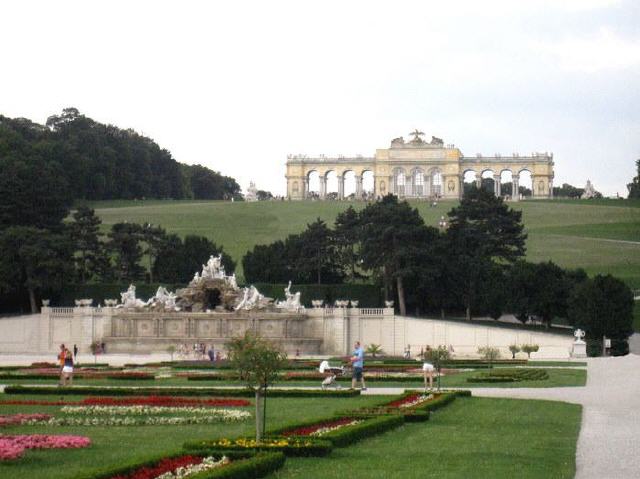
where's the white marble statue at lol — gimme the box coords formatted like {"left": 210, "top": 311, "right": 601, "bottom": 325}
{"left": 228, "top": 273, "right": 238, "bottom": 290}
{"left": 201, "top": 254, "right": 225, "bottom": 279}
{"left": 276, "top": 280, "right": 303, "bottom": 311}
{"left": 148, "top": 286, "right": 178, "bottom": 310}
{"left": 235, "top": 287, "right": 251, "bottom": 311}
{"left": 118, "top": 284, "right": 147, "bottom": 308}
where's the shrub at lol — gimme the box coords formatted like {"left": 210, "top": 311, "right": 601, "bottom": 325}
{"left": 521, "top": 344, "right": 539, "bottom": 358}
{"left": 508, "top": 344, "right": 520, "bottom": 359}
{"left": 477, "top": 347, "right": 500, "bottom": 367}
{"left": 365, "top": 344, "right": 383, "bottom": 358}
{"left": 467, "top": 368, "right": 548, "bottom": 383}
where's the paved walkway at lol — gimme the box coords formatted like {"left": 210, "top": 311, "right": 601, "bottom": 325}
{"left": 363, "top": 355, "right": 640, "bottom": 479}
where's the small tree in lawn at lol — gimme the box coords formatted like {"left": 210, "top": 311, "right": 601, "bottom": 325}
{"left": 521, "top": 344, "right": 539, "bottom": 359}
{"left": 366, "top": 344, "right": 383, "bottom": 358}
{"left": 478, "top": 346, "right": 501, "bottom": 369}
{"left": 508, "top": 344, "right": 520, "bottom": 360}
{"left": 226, "top": 331, "right": 287, "bottom": 441}
{"left": 425, "top": 346, "right": 450, "bottom": 391}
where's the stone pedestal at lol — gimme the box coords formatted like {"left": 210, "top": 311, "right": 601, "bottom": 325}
{"left": 572, "top": 341, "right": 587, "bottom": 358}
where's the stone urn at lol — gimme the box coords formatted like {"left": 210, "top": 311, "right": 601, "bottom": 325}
{"left": 41, "top": 299, "right": 50, "bottom": 307}
{"left": 350, "top": 300, "right": 359, "bottom": 308}
{"left": 385, "top": 300, "right": 394, "bottom": 308}
{"left": 311, "top": 300, "right": 324, "bottom": 308}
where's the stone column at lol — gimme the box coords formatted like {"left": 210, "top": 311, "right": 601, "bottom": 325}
{"left": 355, "top": 175, "right": 363, "bottom": 199}
{"left": 475, "top": 173, "right": 482, "bottom": 188}
{"left": 549, "top": 177, "right": 554, "bottom": 198}
{"left": 458, "top": 176, "right": 464, "bottom": 199}
{"left": 319, "top": 176, "right": 326, "bottom": 199}
{"left": 512, "top": 175, "right": 520, "bottom": 201}
{"left": 424, "top": 174, "right": 431, "bottom": 197}
{"left": 494, "top": 175, "right": 501, "bottom": 196}
{"left": 531, "top": 175, "right": 536, "bottom": 197}
{"left": 303, "top": 177, "right": 309, "bottom": 199}
{"left": 405, "top": 175, "right": 413, "bottom": 197}
{"left": 337, "top": 175, "right": 344, "bottom": 200}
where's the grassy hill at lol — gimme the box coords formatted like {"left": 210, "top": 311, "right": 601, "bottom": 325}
{"left": 87, "top": 198, "right": 640, "bottom": 289}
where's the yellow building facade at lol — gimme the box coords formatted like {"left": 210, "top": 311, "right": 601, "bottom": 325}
{"left": 286, "top": 131, "right": 554, "bottom": 201}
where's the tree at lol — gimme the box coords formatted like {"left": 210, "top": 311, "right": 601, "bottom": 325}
{"left": 446, "top": 184, "right": 526, "bottom": 319}
{"left": 225, "top": 332, "right": 287, "bottom": 441}
{"left": 295, "top": 219, "right": 342, "bottom": 284}
{"left": 68, "top": 206, "right": 105, "bottom": 283}
{"left": 508, "top": 261, "right": 580, "bottom": 327}
{"left": 334, "top": 206, "right": 362, "bottom": 281}
{"left": 477, "top": 346, "right": 500, "bottom": 368}
{"left": 242, "top": 241, "right": 289, "bottom": 284}
{"left": 568, "top": 275, "right": 634, "bottom": 351}
{"left": 521, "top": 344, "right": 539, "bottom": 359}
{"left": 627, "top": 159, "right": 640, "bottom": 199}
{"left": 508, "top": 344, "right": 520, "bottom": 359}
{"left": 107, "top": 223, "right": 145, "bottom": 281}
{"left": 256, "top": 190, "right": 273, "bottom": 201}
{"left": 141, "top": 224, "right": 167, "bottom": 283}
{"left": 359, "top": 195, "right": 438, "bottom": 316}
{"left": 425, "top": 346, "right": 450, "bottom": 391}
{"left": 0, "top": 226, "right": 73, "bottom": 313}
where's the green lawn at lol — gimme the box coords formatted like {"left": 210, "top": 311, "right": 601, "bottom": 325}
{"left": 270, "top": 397, "right": 582, "bottom": 479}
{"left": 0, "top": 367, "right": 586, "bottom": 388}
{"left": 88, "top": 199, "right": 640, "bottom": 287}
{"left": 0, "top": 394, "right": 387, "bottom": 479}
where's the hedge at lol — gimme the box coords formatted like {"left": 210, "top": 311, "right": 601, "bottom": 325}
{"left": 3, "top": 385, "right": 360, "bottom": 398}
{"left": 183, "top": 437, "right": 332, "bottom": 457}
{"left": 466, "top": 368, "right": 549, "bottom": 383}
{"left": 187, "top": 374, "right": 426, "bottom": 383}
{"left": 72, "top": 450, "right": 284, "bottom": 479}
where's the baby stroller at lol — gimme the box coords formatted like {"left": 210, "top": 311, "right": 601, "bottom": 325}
{"left": 319, "top": 360, "right": 345, "bottom": 389}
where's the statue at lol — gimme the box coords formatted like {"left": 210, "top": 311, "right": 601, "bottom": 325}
{"left": 574, "top": 329, "right": 586, "bottom": 344}
{"left": 234, "top": 287, "right": 251, "bottom": 311}
{"left": 202, "top": 254, "right": 225, "bottom": 279}
{"left": 391, "top": 136, "right": 405, "bottom": 146}
{"left": 276, "top": 280, "right": 303, "bottom": 311}
{"left": 409, "top": 129, "right": 426, "bottom": 144}
{"left": 118, "top": 284, "right": 147, "bottom": 308}
{"left": 228, "top": 273, "right": 238, "bottom": 289}
{"left": 148, "top": 286, "right": 178, "bottom": 310}
{"left": 430, "top": 136, "right": 444, "bottom": 146}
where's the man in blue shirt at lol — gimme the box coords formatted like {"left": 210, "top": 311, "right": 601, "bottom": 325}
{"left": 350, "top": 341, "right": 366, "bottom": 390}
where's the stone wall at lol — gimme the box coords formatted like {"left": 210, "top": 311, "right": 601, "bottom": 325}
{"left": 0, "top": 307, "right": 575, "bottom": 358}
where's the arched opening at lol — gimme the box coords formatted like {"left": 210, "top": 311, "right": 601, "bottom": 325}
{"left": 481, "top": 169, "right": 495, "bottom": 194}
{"left": 325, "top": 170, "right": 338, "bottom": 200}
{"left": 393, "top": 168, "right": 406, "bottom": 196}
{"left": 462, "top": 170, "right": 476, "bottom": 195}
{"left": 307, "top": 171, "right": 320, "bottom": 199}
{"left": 518, "top": 170, "right": 532, "bottom": 198}
{"left": 362, "top": 170, "right": 374, "bottom": 199}
{"left": 343, "top": 170, "right": 356, "bottom": 199}
{"left": 412, "top": 169, "right": 425, "bottom": 197}
{"left": 205, "top": 289, "right": 221, "bottom": 310}
{"left": 500, "top": 170, "right": 513, "bottom": 198}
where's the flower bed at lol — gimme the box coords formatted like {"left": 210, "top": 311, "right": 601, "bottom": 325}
{"left": 108, "top": 455, "right": 229, "bottom": 479}
{"left": 385, "top": 393, "right": 434, "bottom": 408}
{"left": 0, "top": 370, "right": 155, "bottom": 381}
{"left": 0, "top": 413, "right": 52, "bottom": 427}
{"left": 0, "top": 434, "right": 91, "bottom": 461}
{"left": 4, "top": 385, "right": 360, "bottom": 398}
{"left": 281, "top": 417, "right": 362, "bottom": 437}
{"left": 184, "top": 437, "right": 332, "bottom": 457}
{"left": 0, "top": 397, "right": 250, "bottom": 407}
{"left": 59, "top": 406, "right": 246, "bottom": 416}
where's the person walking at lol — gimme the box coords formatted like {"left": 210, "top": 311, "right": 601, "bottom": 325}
{"left": 350, "top": 341, "right": 366, "bottom": 391}
{"left": 73, "top": 344, "right": 78, "bottom": 362}
{"left": 57, "top": 344, "right": 66, "bottom": 386}
{"left": 62, "top": 347, "right": 74, "bottom": 386}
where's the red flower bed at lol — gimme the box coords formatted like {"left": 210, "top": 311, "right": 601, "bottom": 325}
{"left": 0, "top": 400, "right": 69, "bottom": 406}
{"left": 109, "top": 455, "right": 203, "bottom": 479}
{"left": 385, "top": 393, "right": 423, "bottom": 408}
{"left": 0, "top": 434, "right": 91, "bottom": 461}
{"left": 0, "top": 414, "right": 52, "bottom": 427}
{"left": 282, "top": 417, "right": 357, "bottom": 437}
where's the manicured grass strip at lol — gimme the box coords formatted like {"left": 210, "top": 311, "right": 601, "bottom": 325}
{"left": 467, "top": 368, "right": 549, "bottom": 383}
{"left": 270, "top": 397, "right": 582, "bottom": 479}
{"left": 3, "top": 385, "right": 360, "bottom": 398}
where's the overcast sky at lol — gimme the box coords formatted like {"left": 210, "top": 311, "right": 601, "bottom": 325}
{"left": 1, "top": 0, "right": 639, "bottom": 196}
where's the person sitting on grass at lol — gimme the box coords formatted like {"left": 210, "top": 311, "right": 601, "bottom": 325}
{"left": 350, "top": 341, "right": 367, "bottom": 391}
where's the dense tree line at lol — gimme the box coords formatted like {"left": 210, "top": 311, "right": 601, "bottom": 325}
{"left": 628, "top": 159, "right": 640, "bottom": 199}
{"left": 0, "top": 108, "right": 241, "bottom": 201}
{"left": 243, "top": 187, "right": 634, "bottom": 352}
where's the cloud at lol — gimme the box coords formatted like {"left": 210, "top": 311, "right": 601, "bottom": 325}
{"left": 532, "top": 27, "right": 640, "bottom": 72}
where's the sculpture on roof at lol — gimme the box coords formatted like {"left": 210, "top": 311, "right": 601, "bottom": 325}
{"left": 409, "top": 129, "right": 426, "bottom": 144}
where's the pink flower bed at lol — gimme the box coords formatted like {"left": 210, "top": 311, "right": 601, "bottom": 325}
{"left": 0, "top": 396, "right": 250, "bottom": 408}
{"left": 0, "top": 434, "right": 91, "bottom": 461}
{"left": 0, "top": 414, "right": 52, "bottom": 427}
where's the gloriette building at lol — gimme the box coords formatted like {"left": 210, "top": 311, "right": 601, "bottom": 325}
{"left": 286, "top": 130, "right": 554, "bottom": 200}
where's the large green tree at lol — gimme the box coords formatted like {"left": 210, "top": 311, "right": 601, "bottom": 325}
{"left": 568, "top": 275, "right": 634, "bottom": 346}
{"left": 0, "top": 227, "right": 73, "bottom": 313}
{"left": 446, "top": 184, "right": 526, "bottom": 319}
{"left": 68, "top": 206, "right": 106, "bottom": 283}
{"left": 627, "top": 159, "right": 640, "bottom": 199}
{"left": 107, "top": 223, "right": 145, "bottom": 281}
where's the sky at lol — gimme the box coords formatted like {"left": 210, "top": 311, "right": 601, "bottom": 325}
{"left": 1, "top": 0, "right": 639, "bottom": 197}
